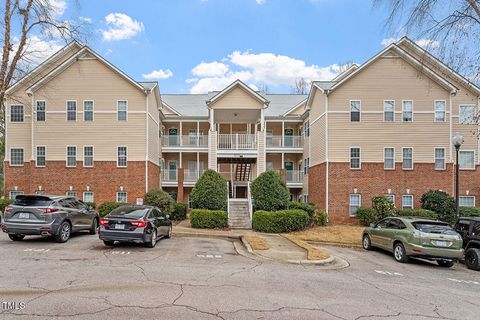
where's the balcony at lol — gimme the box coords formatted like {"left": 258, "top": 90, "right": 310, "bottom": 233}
{"left": 266, "top": 135, "right": 303, "bottom": 149}
{"left": 218, "top": 134, "right": 257, "bottom": 150}
{"left": 162, "top": 169, "right": 178, "bottom": 186}
{"left": 161, "top": 135, "right": 208, "bottom": 149}
{"left": 184, "top": 169, "right": 205, "bottom": 184}
{"left": 286, "top": 170, "right": 303, "bottom": 185}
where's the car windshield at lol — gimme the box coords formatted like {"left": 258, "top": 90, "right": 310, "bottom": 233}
{"left": 108, "top": 207, "right": 148, "bottom": 219}
{"left": 14, "top": 195, "right": 52, "bottom": 207}
{"left": 412, "top": 222, "right": 457, "bottom": 235}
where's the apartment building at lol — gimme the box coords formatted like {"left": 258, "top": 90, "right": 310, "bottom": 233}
{"left": 4, "top": 37, "right": 480, "bottom": 225}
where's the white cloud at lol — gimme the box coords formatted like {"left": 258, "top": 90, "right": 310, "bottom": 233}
{"left": 381, "top": 37, "right": 440, "bottom": 49}
{"left": 102, "top": 13, "right": 144, "bottom": 41}
{"left": 49, "top": 0, "right": 67, "bottom": 17}
{"left": 381, "top": 38, "right": 397, "bottom": 46}
{"left": 190, "top": 71, "right": 252, "bottom": 94}
{"left": 142, "top": 69, "right": 173, "bottom": 80}
{"left": 256, "top": 0, "right": 266, "bottom": 4}
{"left": 192, "top": 61, "right": 229, "bottom": 77}
{"left": 18, "top": 36, "right": 64, "bottom": 66}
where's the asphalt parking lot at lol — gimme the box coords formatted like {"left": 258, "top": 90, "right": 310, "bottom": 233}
{"left": 0, "top": 231, "right": 479, "bottom": 319}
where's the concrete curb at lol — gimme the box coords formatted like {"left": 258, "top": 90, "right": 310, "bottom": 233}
{"left": 307, "top": 240, "right": 363, "bottom": 249}
{"left": 287, "top": 255, "right": 335, "bottom": 265}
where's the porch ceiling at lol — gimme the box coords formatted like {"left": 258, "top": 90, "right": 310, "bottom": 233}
{"left": 217, "top": 157, "right": 257, "bottom": 164}
{"left": 214, "top": 109, "right": 260, "bottom": 123}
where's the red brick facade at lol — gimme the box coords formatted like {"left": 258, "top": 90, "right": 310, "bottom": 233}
{"left": 309, "top": 162, "right": 480, "bottom": 223}
{"left": 4, "top": 160, "right": 160, "bottom": 204}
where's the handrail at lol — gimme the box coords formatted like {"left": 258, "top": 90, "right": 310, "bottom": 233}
{"left": 218, "top": 134, "right": 257, "bottom": 150}
{"left": 227, "top": 181, "right": 231, "bottom": 219}
{"left": 247, "top": 181, "right": 253, "bottom": 222}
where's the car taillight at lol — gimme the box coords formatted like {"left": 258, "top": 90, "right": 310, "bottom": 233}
{"left": 131, "top": 220, "right": 147, "bottom": 228}
{"left": 41, "top": 208, "right": 59, "bottom": 214}
{"left": 99, "top": 218, "right": 110, "bottom": 227}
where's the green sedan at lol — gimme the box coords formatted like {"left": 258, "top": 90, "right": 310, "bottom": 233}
{"left": 362, "top": 217, "right": 464, "bottom": 267}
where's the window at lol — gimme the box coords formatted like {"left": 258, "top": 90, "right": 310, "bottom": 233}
{"left": 84, "top": 101, "right": 94, "bottom": 121}
{"left": 459, "top": 196, "right": 475, "bottom": 207}
{"left": 84, "top": 146, "right": 94, "bottom": 167}
{"left": 385, "top": 194, "right": 395, "bottom": 204}
{"left": 303, "top": 158, "right": 309, "bottom": 175}
{"left": 66, "top": 146, "right": 76, "bottom": 167}
{"left": 10, "top": 148, "right": 24, "bottom": 165}
{"left": 66, "top": 191, "right": 77, "bottom": 197}
{"left": 36, "top": 101, "right": 46, "bottom": 121}
{"left": 349, "top": 194, "right": 361, "bottom": 216}
{"left": 402, "top": 148, "right": 413, "bottom": 170}
{"left": 303, "top": 194, "right": 308, "bottom": 203}
{"left": 350, "top": 100, "right": 361, "bottom": 122}
{"left": 67, "top": 101, "right": 76, "bottom": 121}
{"left": 117, "top": 146, "right": 127, "bottom": 167}
{"left": 384, "top": 100, "right": 395, "bottom": 122}
{"left": 304, "top": 120, "right": 310, "bottom": 137}
{"left": 402, "top": 195, "right": 414, "bottom": 209}
{"left": 384, "top": 147, "right": 395, "bottom": 170}
{"left": 35, "top": 190, "right": 46, "bottom": 195}
{"left": 402, "top": 100, "right": 413, "bottom": 122}
{"left": 459, "top": 105, "right": 476, "bottom": 124}
{"left": 36, "top": 146, "right": 46, "bottom": 167}
{"left": 10, "top": 105, "right": 24, "bottom": 122}
{"left": 459, "top": 150, "right": 475, "bottom": 169}
{"left": 9, "top": 191, "right": 24, "bottom": 200}
{"left": 434, "top": 148, "right": 445, "bottom": 170}
{"left": 118, "top": 100, "right": 128, "bottom": 121}
{"left": 435, "top": 101, "right": 446, "bottom": 122}
{"left": 117, "top": 192, "right": 127, "bottom": 203}
{"left": 266, "top": 162, "right": 273, "bottom": 171}
{"left": 350, "top": 147, "right": 361, "bottom": 169}
{"left": 83, "top": 191, "right": 94, "bottom": 203}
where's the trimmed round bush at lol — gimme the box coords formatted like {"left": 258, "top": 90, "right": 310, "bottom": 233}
{"left": 315, "top": 209, "right": 328, "bottom": 226}
{"left": 98, "top": 202, "right": 127, "bottom": 217}
{"left": 190, "top": 209, "right": 228, "bottom": 229}
{"left": 356, "top": 207, "right": 379, "bottom": 226}
{"left": 252, "top": 209, "right": 309, "bottom": 233}
{"left": 85, "top": 202, "right": 96, "bottom": 209}
{"left": 459, "top": 207, "right": 480, "bottom": 217}
{"left": 143, "top": 189, "right": 174, "bottom": 213}
{"left": 190, "top": 170, "right": 228, "bottom": 210}
{"left": 252, "top": 171, "right": 290, "bottom": 211}
{"left": 372, "top": 196, "right": 395, "bottom": 220}
{"left": 395, "top": 208, "right": 437, "bottom": 219}
{"left": 421, "top": 190, "right": 456, "bottom": 223}
{"left": 172, "top": 203, "right": 187, "bottom": 221}
{"left": 289, "top": 201, "right": 316, "bottom": 225}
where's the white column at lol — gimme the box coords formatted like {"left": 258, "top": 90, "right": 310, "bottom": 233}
{"left": 209, "top": 108, "right": 214, "bottom": 131}
{"left": 281, "top": 153, "right": 284, "bottom": 169}
{"left": 197, "top": 121, "right": 200, "bottom": 146}
{"left": 179, "top": 152, "right": 183, "bottom": 168}
{"left": 179, "top": 121, "right": 183, "bottom": 146}
{"left": 281, "top": 121, "right": 285, "bottom": 148}
{"left": 260, "top": 106, "right": 265, "bottom": 131}
{"left": 197, "top": 152, "right": 200, "bottom": 178}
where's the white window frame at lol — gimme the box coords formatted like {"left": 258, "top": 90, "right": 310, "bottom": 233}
{"left": 385, "top": 194, "right": 395, "bottom": 205}
{"left": 83, "top": 191, "right": 94, "bottom": 203}
{"left": 10, "top": 148, "right": 24, "bottom": 166}
{"left": 384, "top": 147, "right": 395, "bottom": 170}
{"left": 117, "top": 146, "right": 128, "bottom": 167}
{"left": 402, "top": 100, "right": 413, "bottom": 122}
{"left": 116, "top": 191, "right": 128, "bottom": 203}
{"left": 117, "top": 100, "right": 128, "bottom": 121}
{"left": 350, "top": 100, "right": 361, "bottom": 122}
{"left": 459, "top": 104, "right": 476, "bottom": 124}
{"left": 349, "top": 147, "right": 361, "bottom": 170}
{"left": 36, "top": 145, "right": 46, "bottom": 167}
{"left": 434, "top": 100, "right": 446, "bottom": 122}
{"left": 66, "top": 145, "right": 77, "bottom": 167}
{"left": 402, "top": 195, "right": 414, "bottom": 209}
{"left": 36, "top": 100, "right": 46, "bottom": 122}
{"left": 66, "top": 100, "right": 77, "bottom": 121}
{"left": 83, "top": 100, "right": 94, "bottom": 122}
{"left": 303, "top": 157, "right": 309, "bottom": 175}
{"left": 9, "top": 190, "right": 24, "bottom": 200}
{"left": 66, "top": 191, "right": 77, "bottom": 197}
{"left": 383, "top": 100, "right": 395, "bottom": 122}
{"left": 304, "top": 120, "right": 310, "bottom": 137}
{"left": 349, "top": 194, "right": 361, "bottom": 216}
{"left": 459, "top": 150, "right": 475, "bottom": 170}
{"left": 434, "top": 147, "right": 446, "bottom": 170}
{"left": 402, "top": 147, "right": 413, "bottom": 170}
{"left": 83, "top": 145, "right": 94, "bottom": 168}
{"left": 10, "top": 105, "right": 24, "bottom": 123}
{"left": 459, "top": 196, "right": 475, "bottom": 208}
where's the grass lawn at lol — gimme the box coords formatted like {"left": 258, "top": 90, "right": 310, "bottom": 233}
{"left": 292, "top": 225, "right": 365, "bottom": 246}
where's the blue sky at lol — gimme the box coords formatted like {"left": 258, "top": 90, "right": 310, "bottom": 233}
{"left": 38, "top": 0, "right": 410, "bottom": 93}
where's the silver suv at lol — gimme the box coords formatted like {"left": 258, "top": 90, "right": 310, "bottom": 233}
{"left": 1, "top": 195, "right": 99, "bottom": 243}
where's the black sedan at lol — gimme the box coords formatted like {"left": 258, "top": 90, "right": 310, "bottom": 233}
{"left": 99, "top": 205, "right": 172, "bottom": 247}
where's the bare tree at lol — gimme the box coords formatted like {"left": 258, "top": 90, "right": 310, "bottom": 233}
{"left": 291, "top": 77, "right": 310, "bottom": 94}
{"left": 258, "top": 81, "right": 269, "bottom": 94}
{"left": 374, "top": 0, "right": 480, "bottom": 83}
{"left": 334, "top": 61, "right": 356, "bottom": 74}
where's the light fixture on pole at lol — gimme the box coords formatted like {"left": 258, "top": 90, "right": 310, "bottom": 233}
{"left": 452, "top": 133, "right": 464, "bottom": 218}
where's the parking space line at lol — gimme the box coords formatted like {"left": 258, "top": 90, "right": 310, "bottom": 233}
{"left": 374, "top": 270, "right": 404, "bottom": 277}
{"left": 448, "top": 278, "right": 479, "bottom": 285}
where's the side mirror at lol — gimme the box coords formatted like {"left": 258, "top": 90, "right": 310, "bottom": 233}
{"left": 370, "top": 223, "right": 375, "bottom": 228}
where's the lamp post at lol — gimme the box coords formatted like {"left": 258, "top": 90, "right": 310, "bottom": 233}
{"left": 452, "top": 133, "right": 464, "bottom": 218}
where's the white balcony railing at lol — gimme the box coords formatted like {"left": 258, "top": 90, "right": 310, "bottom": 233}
{"left": 266, "top": 135, "right": 303, "bottom": 148}
{"left": 162, "top": 169, "right": 178, "bottom": 182}
{"left": 184, "top": 169, "right": 205, "bottom": 182}
{"left": 218, "top": 134, "right": 257, "bottom": 150}
{"left": 162, "top": 135, "right": 208, "bottom": 147}
{"left": 286, "top": 170, "right": 303, "bottom": 183}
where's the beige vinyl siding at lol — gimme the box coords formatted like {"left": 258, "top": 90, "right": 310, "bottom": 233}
{"left": 257, "top": 131, "right": 266, "bottom": 173}
{"left": 285, "top": 101, "right": 306, "bottom": 116}
{"left": 309, "top": 88, "right": 326, "bottom": 167}
{"left": 211, "top": 87, "right": 263, "bottom": 109}
{"left": 148, "top": 116, "right": 159, "bottom": 163}
{"left": 6, "top": 97, "right": 32, "bottom": 161}
{"left": 208, "top": 131, "right": 217, "bottom": 169}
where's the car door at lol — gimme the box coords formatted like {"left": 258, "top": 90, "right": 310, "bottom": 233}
{"left": 76, "top": 199, "right": 94, "bottom": 228}
{"left": 384, "top": 219, "right": 405, "bottom": 250}
{"left": 371, "top": 219, "right": 390, "bottom": 249}
{"left": 154, "top": 208, "right": 170, "bottom": 236}
{"left": 147, "top": 209, "right": 160, "bottom": 238}
{"left": 62, "top": 199, "right": 81, "bottom": 229}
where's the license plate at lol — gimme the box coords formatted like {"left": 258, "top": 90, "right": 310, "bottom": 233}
{"left": 435, "top": 240, "right": 448, "bottom": 247}
{"left": 114, "top": 224, "right": 125, "bottom": 230}
{"left": 18, "top": 213, "right": 29, "bottom": 219}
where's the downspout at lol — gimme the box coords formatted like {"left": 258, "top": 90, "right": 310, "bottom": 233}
{"left": 324, "top": 91, "right": 329, "bottom": 221}
{"left": 449, "top": 92, "right": 453, "bottom": 196}
{"left": 31, "top": 94, "right": 35, "bottom": 163}
{"left": 145, "top": 91, "right": 149, "bottom": 193}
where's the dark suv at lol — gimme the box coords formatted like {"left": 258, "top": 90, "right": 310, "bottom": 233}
{"left": 2, "top": 195, "right": 99, "bottom": 243}
{"left": 454, "top": 217, "right": 480, "bottom": 270}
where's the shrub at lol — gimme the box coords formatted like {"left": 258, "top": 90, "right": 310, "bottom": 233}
{"left": 190, "top": 170, "right": 228, "bottom": 210}
{"left": 372, "top": 196, "right": 395, "bottom": 220}
{"left": 459, "top": 207, "right": 480, "bottom": 217}
{"left": 395, "top": 208, "right": 437, "bottom": 219}
{"left": 85, "top": 202, "right": 96, "bottom": 209}
{"left": 0, "top": 199, "right": 13, "bottom": 212}
{"left": 421, "top": 190, "right": 456, "bottom": 223}
{"left": 172, "top": 203, "right": 187, "bottom": 221}
{"left": 252, "top": 209, "right": 309, "bottom": 233}
{"left": 252, "top": 171, "right": 290, "bottom": 211}
{"left": 289, "top": 201, "right": 316, "bottom": 225}
{"left": 356, "top": 207, "right": 379, "bottom": 226}
{"left": 143, "top": 189, "right": 174, "bottom": 214}
{"left": 97, "top": 202, "right": 127, "bottom": 217}
{"left": 315, "top": 209, "right": 328, "bottom": 226}
{"left": 190, "top": 209, "right": 228, "bottom": 229}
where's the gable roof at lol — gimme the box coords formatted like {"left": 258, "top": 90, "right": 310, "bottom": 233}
{"left": 206, "top": 79, "right": 269, "bottom": 106}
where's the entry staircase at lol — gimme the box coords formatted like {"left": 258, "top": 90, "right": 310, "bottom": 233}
{"left": 227, "top": 163, "right": 253, "bottom": 229}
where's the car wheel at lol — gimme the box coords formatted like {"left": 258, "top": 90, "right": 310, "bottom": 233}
{"left": 393, "top": 243, "right": 409, "bottom": 263}
{"left": 362, "top": 234, "right": 372, "bottom": 250}
{"left": 54, "top": 221, "right": 71, "bottom": 243}
{"left": 89, "top": 218, "right": 98, "bottom": 235}
{"left": 437, "top": 260, "right": 455, "bottom": 268}
{"left": 103, "top": 240, "right": 115, "bottom": 247}
{"left": 8, "top": 234, "right": 25, "bottom": 241}
{"left": 465, "top": 248, "right": 480, "bottom": 271}
{"left": 146, "top": 229, "right": 157, "bottom": 248}
{"left": 165, "top": 226, "right": 172, "bottom": 239}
